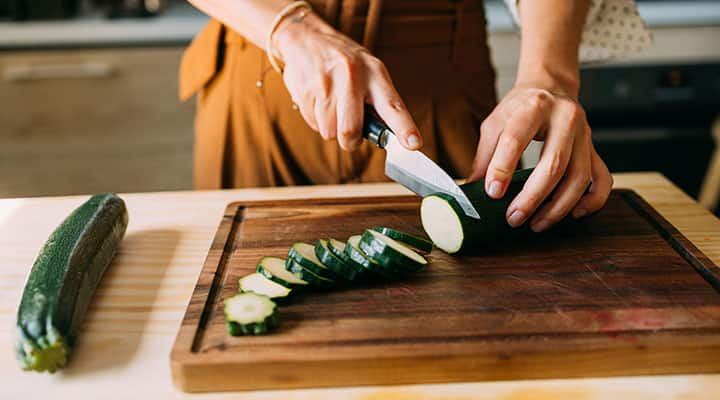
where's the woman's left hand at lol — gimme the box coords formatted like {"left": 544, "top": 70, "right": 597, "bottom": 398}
{"left": 467, "top": 85, "right": 613, "bottom": 232}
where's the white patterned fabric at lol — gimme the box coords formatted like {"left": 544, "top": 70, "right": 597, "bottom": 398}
{"left": 503, "top": 0, "right": 653, "bottom": 63}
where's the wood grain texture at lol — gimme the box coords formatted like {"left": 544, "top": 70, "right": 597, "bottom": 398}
{"left": 171, "top": 190, "right": 720, "bottom": 393}
{"left": 2, "top": 173, "right": 720, "bottom": 399}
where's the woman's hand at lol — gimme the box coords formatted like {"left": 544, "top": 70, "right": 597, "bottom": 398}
{"left": 273, "top": 12, "right": 421, "bottom": 151}
{"left": 468, "top": 85, "right": 612, "bottom": 232}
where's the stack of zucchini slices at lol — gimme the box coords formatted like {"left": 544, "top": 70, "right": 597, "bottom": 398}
{"left": 224, "top": 227, "right": 432, "bottom": 335}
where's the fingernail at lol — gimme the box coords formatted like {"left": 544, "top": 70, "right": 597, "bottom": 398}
{"left": 508, "top": 210, "right": 526, "bottom": 228}
{"left": 532, "top": 219, "right": 551, "bottom": 232}
{"left": 407, "top": 134, "right": 420, "bottom": 148}
{"left": 488, "top": 181, "right": 503, "bottom": 198}
{"left": 573, "top": 209, "right": 587, "bottom": 219}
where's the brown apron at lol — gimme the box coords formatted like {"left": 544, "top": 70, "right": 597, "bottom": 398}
{"left": 180, "top": 0, "right": 497, "bottom": 189}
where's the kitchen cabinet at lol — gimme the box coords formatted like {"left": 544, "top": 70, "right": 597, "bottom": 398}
{"left": 0, "top": 47, "right": 194, "bottom": 198}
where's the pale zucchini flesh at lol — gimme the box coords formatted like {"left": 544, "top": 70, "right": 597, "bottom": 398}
{"left": 421, "top": 168, "right": 537, "bottom": 254}
{"left": 285, "top": 258, "right": 335, "bottom": 287}
{"left": 363, "top": 230, "right": 427, "bottom": 266}
{"left": 328, "top": 238, "right": 349, "bottom": 260}
{"left": 420, "top": 195, "right": 465, "bottom": 254}
{"left": 288, "top": 242, "right": 339, "bottom": 280}
{"left": 224, "top": 293, "right": 279, "bottom": 335}
{"left": 239, "top": 273, "right": 292, "bottom": 299}
{"left": 256, "top": 256, "right": 308, "bottom": 288}
{"left": 370, "top": 227, "right": 433, "bottom": 253}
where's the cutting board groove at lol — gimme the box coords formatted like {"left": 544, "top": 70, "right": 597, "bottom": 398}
{"left": 190, "top": 208, "right": 245, "bottom": 353}
{"left": 171, "top": 190, "right": 720, "bottom": 393}
{"left": 625, "top": 193, "right": 720, "bottom": 290}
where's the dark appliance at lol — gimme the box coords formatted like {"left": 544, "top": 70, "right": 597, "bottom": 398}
{"left": 0, "top": 0, "right": 10, "bottom": 19}
{"left": 8, "top": 0, "right": 79, "bottom": 20}
{"left": 580, "top": 62, "right": 720, "bottom": 199}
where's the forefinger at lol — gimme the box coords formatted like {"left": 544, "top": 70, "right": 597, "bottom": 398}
{"left": 367, "top": 67, "right": 422, "bottom": 150}
{"left": 484, "top": 94, "right": 550, "bottom": 198}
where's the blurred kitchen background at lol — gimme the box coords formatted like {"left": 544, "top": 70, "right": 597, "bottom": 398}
{"left": 1, "top": 0, "right": 719, "bottom": 214}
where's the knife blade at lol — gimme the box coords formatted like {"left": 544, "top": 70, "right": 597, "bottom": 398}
{"left": 362, "top": 110, "right": 480, "bottom": 219}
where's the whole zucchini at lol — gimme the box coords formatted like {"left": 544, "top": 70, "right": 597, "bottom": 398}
{"left": 16, "top": 193, "right": 128, "bottom": 372}
{"left": 421, "top": 169, "right": 535, "bottom": 254}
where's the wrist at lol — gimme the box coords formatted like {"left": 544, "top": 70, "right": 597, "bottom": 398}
{"left": 272, "top": 11, "right": 330, "bottom": 63}
{"left": 514, "top": 61, "right": 580, "bottom": 99}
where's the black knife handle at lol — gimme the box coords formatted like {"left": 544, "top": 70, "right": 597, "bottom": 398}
{"left": 362, "top": 106, "right": 391, "bottom": 149}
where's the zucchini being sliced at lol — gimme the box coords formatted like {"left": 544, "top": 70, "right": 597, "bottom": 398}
{"left": 287, "top": 242, "right": 339, "bottom": 280}
{"left": 224, "top": 293, "right": 279, "bottom": 335}
{"left": 256, "top": 256, "right": 308, "bottom": 288}
{"left": 421, "top": 168, "right": 534, "bottom": 254}
{"left": 285, "top": 258, "right": 335, "bottom": 288}
{"left": 315, "top": 239, "right": 358, "bottom": 281}
{"left": 344, "top": 235, "right": 398, "bottom": 280}
{"left": 359, "top": 230, "right": 427, "bottom": 271}
{"left": 371, "top": 227, "right": 433, "bottom": 253}
{"left": 16, "top": 193, "right": 128, "bottom": 373}
{"left": 239, "top": 273, "right": 292, "bottom": 300}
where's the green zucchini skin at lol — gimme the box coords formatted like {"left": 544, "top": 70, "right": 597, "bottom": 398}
{"left": 421, "top": 168, "right": 533, "bottom": 254}
{"left": 314, "top": 240, "right": 358, "bottom": 281}
{"left": 343, "top": 239, "right": 400, "bottom": 280}
{"left": 287, "top": 243, "right": 340, "bottom": 280}
{"left": 370, "top": 227, "right": 433, "bottom": 253}
{"left": 16, "top": 193, "right": 128, "bottom": 372}
{"left": 224, "top": 293, "right": 279, "bottom": 336}
{"left": 327, "top": 239, "right": 367, "bottom": 281}
{"left": 359, "top": 230, "right": 426, "bottom": 272}
{"left": 285, "top": 259, "right": 335, "bottom": 288}
{"left": 255, "top": 257, "right": 308, "bottom": 289}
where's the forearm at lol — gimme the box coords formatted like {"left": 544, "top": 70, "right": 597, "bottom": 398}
{"left": 514, "top": 0, "right": 590, "bottom": 97}
{"left": 186, "top": 0, "right": 292, "bottom": 47}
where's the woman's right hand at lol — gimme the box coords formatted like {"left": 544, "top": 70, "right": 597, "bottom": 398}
{"left": 272, "top": 11, "right": 422, "bottom": 151}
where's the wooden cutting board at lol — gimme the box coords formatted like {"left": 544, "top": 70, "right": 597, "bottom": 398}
{"left": 170, "top": 190, "right": 720, "bottom": 393}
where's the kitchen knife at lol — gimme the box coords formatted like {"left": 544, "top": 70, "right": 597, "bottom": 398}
{"left": 362, "top": 109, "right": 480, "bottom": 219}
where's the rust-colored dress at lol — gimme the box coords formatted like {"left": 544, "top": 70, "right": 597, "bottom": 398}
{"left": 180, "top": 0, "right": 497, "bottom": 189}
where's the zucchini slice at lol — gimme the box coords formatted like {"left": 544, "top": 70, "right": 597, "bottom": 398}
{"left": 256, "top": 256, "right": 308, "bottom": 288}
{"left": 359, "top": 230, "right": 427, "bottom": 271}
{"left": 371, "top": 227, "right": 433, "bottom": 253}
{"left": 315, "top": 239, "right": 358, "bottom": 281}
{"left": 285, "top": 258, "right": 335, "bottom": 288}
{"left": 239, "top": 273, "right": 292, "bottom": 300}
{"left": 287, "top": 242, "right": 339, "bottom": 280}
{"left": 16, "top": 193, "right": 128, "bottom": 373}
{"left": 224, "top": 293, "right": 279, "bottom": 335}
{"left": 421, "top": 168, "right": 534, "bottom": 254}
{"left": 327, "top": 238, "right": 349, "bottom": 260}
{"left": 344, "top": 235, "right": 397, "bottom": 280}
{"left": 327, "top": 238, "right": 367, "bottom": 279}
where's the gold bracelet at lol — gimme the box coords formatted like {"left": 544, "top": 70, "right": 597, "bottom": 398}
{"left": 266, "top": 1, "right": 312, "bottom": 74}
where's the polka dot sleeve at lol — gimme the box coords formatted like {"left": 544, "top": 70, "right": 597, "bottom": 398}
{"left": 503, "top": 0, "right": 653, "bottom": 63}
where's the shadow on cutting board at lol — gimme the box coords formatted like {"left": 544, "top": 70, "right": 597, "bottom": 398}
{"left": 60, "top": 228, "right": 181, "bottom": 377}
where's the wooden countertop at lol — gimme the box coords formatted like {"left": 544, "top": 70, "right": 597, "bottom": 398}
{"left": 1, "top": 172, "right": 719, "bottom": 399}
